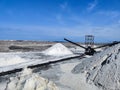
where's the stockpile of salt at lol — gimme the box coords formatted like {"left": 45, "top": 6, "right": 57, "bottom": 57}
{"left": 6, "top": 68, "right": 59, "bottom": 90}
{"left": 72, "top": 44, "right": 120, "bottom": 90}
{"left": 43, "top": 43, "right": 73, "bottom": 56}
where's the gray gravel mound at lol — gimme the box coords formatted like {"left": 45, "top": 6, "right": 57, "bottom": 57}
{"left": 72, "top": 44, "right": 120, "bottom": 90}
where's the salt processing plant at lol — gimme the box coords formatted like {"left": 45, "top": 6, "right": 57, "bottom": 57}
{"left": 0, "top": 0, "right": 120, "bottom": 90}
{"left": 0, "top": 35, "right": 120, "bottom": 90}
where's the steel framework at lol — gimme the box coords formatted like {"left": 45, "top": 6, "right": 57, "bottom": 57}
{"left": 85, "top": 35, "right": 94, "bottom": 47}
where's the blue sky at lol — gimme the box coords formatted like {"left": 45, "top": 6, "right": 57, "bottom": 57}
{"left": 0, "top": 0, "right": 120, "bottom": 42}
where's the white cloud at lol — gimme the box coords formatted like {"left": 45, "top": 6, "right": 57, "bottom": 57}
{"left": 60, "top": 2, "right": 68, "bottom": 10}
{"left": 97, "top": 11, "right": 120, "bottom": 18}
{"left": 0, "top": 22, "right": 120, "bottom": 41}
{"left": 56, "top": 14, "right": 64, "bottom": 24}
{"left": 87, "top": 0, "right": 98, "bottom": 12}
{"left": 118, "top": 20, "right": 120, "bottom": 24}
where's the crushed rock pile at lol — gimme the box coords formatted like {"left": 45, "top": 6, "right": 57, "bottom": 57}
{"left": 6, "top": 68, "right": 59, "bottom": 90}
{"left": 42, "top": 43, "right": 73, "bottom": 56}
{"left": 72, "top": 44, "right": 120, "bottom": 90}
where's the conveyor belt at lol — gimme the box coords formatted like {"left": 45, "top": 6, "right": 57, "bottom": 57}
{"left": 0, "top": 55, "right": 80, "bottom": 76}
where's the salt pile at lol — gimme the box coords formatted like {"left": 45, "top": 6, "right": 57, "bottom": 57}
{"left": 6, "top": 68, "right": 59, "bottom": 90}
{"left": 0, "top": 54, "right": 26, "bottom": 67}
{"left": 43, "top": 43, "right": 73, "bottom": 56}
{"left": 72, "top": 44, "right": 120, "bottom": 90}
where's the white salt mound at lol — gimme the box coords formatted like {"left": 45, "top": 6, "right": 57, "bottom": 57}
{"left": 6, "top": 68, "right": 59, "bottom": 90}
{"left": 43, "top": 43, "right": 73, "bottom": 56}
{"left": 0, "top": 54, "right": 26, "bottom": 67}
{"left": 72, "top": 44, "right": 120, "bottom": 90}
